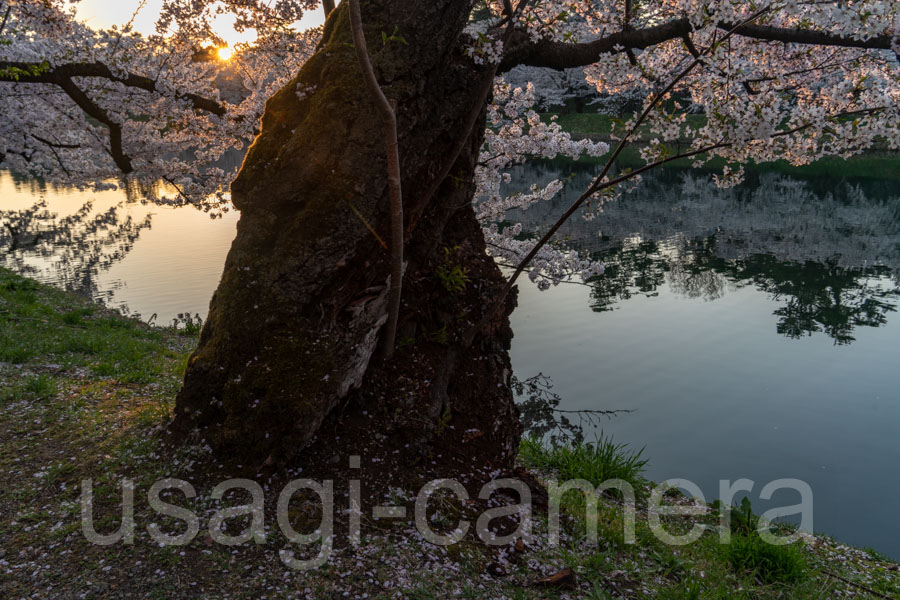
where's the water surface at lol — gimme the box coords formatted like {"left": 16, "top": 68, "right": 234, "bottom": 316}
{"left": 2, "top": 163, "right": 898, "bottom": 557}
{"left": 506, "top": 162, "right": 900, "bottom": 557}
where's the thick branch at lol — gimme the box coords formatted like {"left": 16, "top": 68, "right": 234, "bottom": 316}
{"left": 56, "top": 77, "right": 133, "bottom": 173}
{"left": 719, "top": 21, "right": 894, "bottom": 50}
{"left": 502, "top": 18, "right": 894, "bottom": 71}
{"left": 501, "top": 18, "right": 691, "bottom": 71}
{"left": 0, "top": 61, "right": 226, "bottom": 115}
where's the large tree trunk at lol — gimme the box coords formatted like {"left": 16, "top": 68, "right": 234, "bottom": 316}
{"left": 171, "top": 0, "right": 520, "bottom": 477}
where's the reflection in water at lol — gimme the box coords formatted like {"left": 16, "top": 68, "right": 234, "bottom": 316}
{"left": 3, "top": 163, "right": 900, "bottom": 557}
{"left": 504, "top": 161, "right": 900, "bottom": 559}
{"left": 3, "top": 162, "right": 898, "bottom": 345}
{"left": 587, "top": 240, "right": 899, "bottom": 345}
{"left": 0, "top": 198, "right": 152, "bottom": 302}
{"left": 0, "top": 170, "right": 239, "bottom": 322}
{"left": 506, "top": 164, "right": 900, "bottom": 344}
{"left": 707, "top": 255, "right": 897, "bottom": 345}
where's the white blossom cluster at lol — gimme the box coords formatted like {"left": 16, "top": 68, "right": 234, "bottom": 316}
{"left": 475, "top": 76, "right": 609, "bottom": 287}
{"left": 484, "top": 221, "right": 608, "bottom": 290}
{"left": 471, "top": 0, "right": 898, "bottom": 289}
{"left": 1, "top": 0, "right": 320, "bottom": 215}
{"left": 462, "top": 17, "right": 507, "bottom": 66}
{"left": 2, "top": 0, "right": 897, "bottom": 270}
{"left": 503, "top": 65, "right": 597, "bottom": 111}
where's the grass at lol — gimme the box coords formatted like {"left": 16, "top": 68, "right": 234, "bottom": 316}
{"left": 0, "top": 270, "right": 193, "bottom": 383}
{"left": 0, "top": 373, "right": 58, "bottom": 404}
{"left": 519, "top": 434, "right": 648, "bottom": 493}
{"left": 518, "top": 436, "right": 899, "bottom": 599}
{"left": 723, "top": 530, "right": 809, "bottom": 585}
{"left": 1, "top": 266, "right": 899, "bottom": 599}
{"left": 542, "top": 111, "right": 709, "bottom": 141}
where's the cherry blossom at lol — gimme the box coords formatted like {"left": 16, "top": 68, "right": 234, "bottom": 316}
{"left": 2, "top": 0, "right": 897, "bottom": 276}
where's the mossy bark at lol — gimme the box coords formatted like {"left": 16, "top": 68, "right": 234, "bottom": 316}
{"left": 172, "top": 0, "right": 520, "bottom": 470}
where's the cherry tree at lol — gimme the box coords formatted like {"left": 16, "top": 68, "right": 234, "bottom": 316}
{"left": 1, "top": 0, "right": 897, "bottom": 474}
{"left": 0, "top": 0, "right": 319, "bottom": 209}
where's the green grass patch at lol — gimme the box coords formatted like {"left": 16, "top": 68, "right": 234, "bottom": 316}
{"left": 0, "top": 268, "right": 184, "bottom": 381}
{"left": 0, "top": 373, "right": 58, "bottom": 404}
{"left": 542, "top": 111, "right": 708, "bottom": 139}
{"left": 519, "top": 433, "right": 648, "bottom": 492}
{"left": 715, "top": 497, "right": 810, "bottom": 584}
{"left": 724, "top": 532, "right": 809, "bottom": 584}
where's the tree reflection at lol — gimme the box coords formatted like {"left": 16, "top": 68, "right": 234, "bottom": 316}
{"left": 505, "top": 164, "right": 900, "bottom": 345}
{"left": 587, "top": 238, "right": 668, "bottom": 310}
{"left": 719, "top": 255, "right": 898, "bottom": 345}
{"left": 0, "top": 199, "right": 152, "bottom": 302}
{"left": 583, "top": 230, "right": 899, "bottom": 345}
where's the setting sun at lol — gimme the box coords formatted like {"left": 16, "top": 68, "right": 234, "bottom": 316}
{"left": 217, "top": 46, "right": 234, "bottom": 61}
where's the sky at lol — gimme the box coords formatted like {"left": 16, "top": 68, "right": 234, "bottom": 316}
{"left": 74, "top": 0, "right": 327, "bottom": 47}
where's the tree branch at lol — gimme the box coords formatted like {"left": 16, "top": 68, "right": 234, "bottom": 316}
{"left": 55, "top": 77, "right": 133, "bottom": 173}
{"left": 1, "top": 59, "right": 229, "bottom": 175}
{"left": 0, "top": 147, "right": 32, "bottom": 165}
{"left": 719, "top": 21, "right": 895, "bottom": 50}
{"left": 322, "top": 0, "right": 336, "bottom": 18}
{"left": 467, "top": 11, "right": 771, "bottom": 345}
{"left": 0, "top": 5, "right": 11, "bottom": 37}
{"left": 501, "top": 18, "right": 894, "bottom": 72}
{"left": 407, "top": 0, "right": 531, "bottom": 234}
{"left": 348, "top": 0, "right": 404, "bottom": 358}
{"left": 31, "top": 134, "right": 74, "bottom": 176}
{"left": 0, "top": 61, "right": 226, "bottom": 115}
{"left": 500, "top": 18, "right": 692, "bottom": 71}
{"left": 30, "top": 134, "right": 80, "bottom": 149}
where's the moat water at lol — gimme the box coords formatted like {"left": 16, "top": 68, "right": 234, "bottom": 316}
{"left": 2, "top": 161, "right": 898, "bottom": 558}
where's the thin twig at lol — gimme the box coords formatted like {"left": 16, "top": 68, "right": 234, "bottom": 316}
{"left": 30, "top": 134, "right": 78, "bottom": 176}
{"left": 822, "top": 568, "right": 897, "bottom": 600}
{"left": 30, "top": 134, "right": 79, "bottom": 149}
{"left": 0, "top": 4, "right": 11, "bottom": 37}
{"left": 464, "top": 8, "right": 771, "bottom": 345}
{"left": 348, "top": 202, "right": 388, "bottom": 250}
{"left": 348, "top": 0, "right": 404, "bottom": 358}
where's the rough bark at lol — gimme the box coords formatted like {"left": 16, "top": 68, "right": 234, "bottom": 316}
{"left": 171, "top": 0, "right": 521, "bottom": 475}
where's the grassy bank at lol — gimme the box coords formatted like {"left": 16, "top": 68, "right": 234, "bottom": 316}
{"left": 543, "top": 111, "right": 900, "bottom": 182}
{"left": 2, "top": 267, "right": 899, "bottom": 599}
